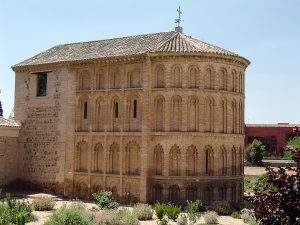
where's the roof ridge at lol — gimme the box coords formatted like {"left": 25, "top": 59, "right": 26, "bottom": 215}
{"left": 150, "top": 31, "right": 180, "bottom": 52}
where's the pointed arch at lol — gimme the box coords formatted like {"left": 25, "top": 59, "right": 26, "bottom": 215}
{"left": 95, "top": 97, "right": 105, "bottom": 132}
{"left": 108, "top": 142, "right": 119, "bottom": 174}
{"left": 205, "top": 97, "right": 214, "bottom": 132}
{"left": 154, "top": 96, "right": 165, "bottom": 131}
{"left": 128, "top": 68, "right": 141, "bottom": 88}
{"left": 76, "top": 95, "right": 90, "bottom": 132}
{"left": 220, "top": 146, "right": 227, "bottom": 176}
{"left": 220, "top": 68, "right": 228, "bottom": 91}
{"left": 187, "top": 145, "right": 197, "bottom": 176}
{"left": 188, "top": 66, "right": 199, "bottom": 88}
{"left": 188, "top": 96, "right": 199, "bottom": 131}
{"left": 93, "top": 143, "right": 103, "bottom": 172}
{"left": 169, "top": 145, "right": 181, "bottom": 176}
{"left": 155, "top": 65, "right": 165, "bottom": 88}
{"left": 204, "top": 145, "right": 214, "bottom": 176}
{"left": 169, "top": 185, "right": 180, "bottom": 204}
{"left": 170, "top": 95, "right": 182, "bottom": 131}
{"left": 154, "top": 144, "right": 164, "bottom": 175}
{"left": 125, "top": 141, "right": 140, "bottom": 175}
{"left": 110, "top": 67, "right": 121, "bottom": 89}
{"left": 96, "top": 69, "right": 105, "bottom": 89}
{"left": 128, "top": 95, "right": 141, "bottom": 131}
{"left": 231, "top": 146, "right": 237, "bottom": 175}
{"left": 231, "top": 99, "right": 237, "bottom": 134}
{"left": 76, "top": 141, "right": 88, "bottom": 172}
{"left": 78, "top": 70, "right": 91, "bottom": 90}
{"left": 205, "top": 66, "right": 214, "bottom": 89}
{"left": 220, "top": 99, "right": 227, "bottom": 133}
{"left": 111, "top": 97, "right": 121, "bottom": 131}
{"left": 171, "top": 65, "right": 182, "bottom": 88}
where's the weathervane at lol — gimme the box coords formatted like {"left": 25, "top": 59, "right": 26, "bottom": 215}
{"left": 174, "top": 6, "right": 183, "bottom": 33}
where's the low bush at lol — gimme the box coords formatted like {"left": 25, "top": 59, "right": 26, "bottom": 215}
{"left": 211, "top": 200, "right": 233, "bottom": 215}
{"left": 132, "top": 203, "right": 153, "bottom": 220}
{"left": 203, "top": 211, "right": 218, "bottom": 224}
{"left": 231, "top": 211, "right": 241, "bottom": 219}
{"left": 282, "top": 148, "right": 293, "bottom": 160}
{"left": 93, "top": 191, "right": 119, "bottom": 209}
{"left": 0, "top": 193, "right": 35, "bottom": 225}
{"left": 44, "top": 203, "right": 94, "bottom": 225}
{"left": 31, "top": 196, "right": 55, "bottom": 211}
{"left": 95, "top": 208, "right": 139, "bottom": 225}
{"left": 241, "top": 209, "right": 259, "bottom": 225}
{"left": 186, "top": 200, "right": 204, "bottom": 213}
{"left": 154, "top": 203, "right": 181, "bottom": 221}
{"left": 154, "top": 203, "right": 165, "bottom": 220}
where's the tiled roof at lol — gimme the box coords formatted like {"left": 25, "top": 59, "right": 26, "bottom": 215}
{"left": 13, "top": 31, "right": 247, "bottom": 68}
{"left": 246, "top": 123, "right": 300, "bottom": 128}
{"left": 0, "top": 117, "right": 20, "bottom": 128}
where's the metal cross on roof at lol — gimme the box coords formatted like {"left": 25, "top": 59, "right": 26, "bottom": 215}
{"left": 174, "top": 6, "right": 183, "bottom": 33}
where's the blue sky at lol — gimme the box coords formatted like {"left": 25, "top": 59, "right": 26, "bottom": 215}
{"left": 0, "top": 0, "right": 299, "bottom": 123}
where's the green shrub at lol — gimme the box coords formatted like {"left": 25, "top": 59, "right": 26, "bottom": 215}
{"left": 154, "top": 203, "right": 181, "bottom": 221}
{"left": 211, "top": 200, "right": 233, "bottom": 215}
{"left": 44, "top": 203, "right": 94, "bottom": 225}
{"left": 0, "top": 193, "right": 35, "bottom": 225}
{"left": 93, "top": 191, "right": 119, "bottom": 209}
{"left": 154, "top": 203, "right": 165, "bottom": 220}
{"left": 231, "top": 211, "right": 241, "bottom": 219}
{"left": 95, "top": 208, "right": 139, "bottom": 225}
{"left": 203, "top": 211, "right": 218, "bottom": 224}
{"left": 186, "top": 200, "right": 204, "bottom": 213}
{"left": 31, "top": 196, "right": 55, "bottom": 211}
{"left": 241, "top": 209, "right": 259, "bottom": 225}
{"left": 282, "top": 149, "right": 293, "bottom": 160}
{"left": 132, "top": 203, "right": 153, "bottom": 220}
{"left": 246, "top": 139, "right": 266, "bottom": 166}
{"left": 157, "top": 215, "right": 169, "bottom": 225}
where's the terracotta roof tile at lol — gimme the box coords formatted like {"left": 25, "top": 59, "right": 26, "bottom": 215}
{"left": 0, "top": 117, "right": 20, "bottom": 128}
{"left": 13, "top": 31, "right": 245, "bottom": 68}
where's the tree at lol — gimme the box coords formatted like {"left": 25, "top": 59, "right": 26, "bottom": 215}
{"left": 289, "top": 136, "right": 300, "bottom": 149}
{"left": 0, "top": 100, "right": 3, "bottom": 117}
{"left": 246, "top": 139, "right": 266, "bottom": 166}
{"left": 252, "top": 167, "right": 300, "bottom": 225}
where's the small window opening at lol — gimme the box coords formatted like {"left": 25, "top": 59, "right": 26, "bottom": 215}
{"left": 37, "top": 73, "right": 47, "bottom": 97}
{"left": 114, "top": 102, "right": 119, "bottom": 118}
{"left": 83, "top": 102, "right": 88, "bottom": 119}
{"left": 133, "top": 100, "right": 137, "bottom": 118}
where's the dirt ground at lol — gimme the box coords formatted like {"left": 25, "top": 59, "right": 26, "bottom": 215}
{"left": 25, "top": 193, "right": 246, "bottom": 225}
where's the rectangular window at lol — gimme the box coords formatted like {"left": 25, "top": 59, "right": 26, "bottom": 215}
{"left": 36, "top": 73, "right": 48, "bottom": 97}
{"left": 133, "top": 100, "right": 137, "bottom": 118}
{"left": 83, "top": 102, "right": 88, "bottom": 119}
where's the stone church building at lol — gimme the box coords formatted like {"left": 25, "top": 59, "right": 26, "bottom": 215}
{"left": 3, "top": 28, "right": 249, "bottom": 205}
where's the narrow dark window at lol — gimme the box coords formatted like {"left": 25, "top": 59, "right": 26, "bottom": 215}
{"left": 114, "top": 102, "right": 119, "bottom": 118}
{"left": 83, "top": 102, "right": 88, "bottom": 119}
{"left": 36, "top": 73, "right": 47, "bottom": 97}
{"left": 133, "top": 99, "right": 137, "bottom": 118}
{"left": 205, "top": 150, "right": 209, "bottom": 175}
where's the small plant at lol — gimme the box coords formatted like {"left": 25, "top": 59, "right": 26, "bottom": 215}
{"left": 154, "top": 203, "right": 181, "bottom": 221}
{"left": 93, "top": 190, "right": 119, "bottom": 209}
{"left": 44, "top": 203, "right": 94, "bottom": 225}
{"left": 176, "top": 214, "right": 188, "bottom": 225}
{"left": 95, "top": 208, "right": 139, "bottom": 225}
{"left": 231, "top": 211, "right": 241, "bottom": 219}
{"left": 203, "top": 211, "right": 218, "bottom": 224}
{"left": 31, "top": 196, "right": 55, "bottom": 211}
{"left": 154, "top": 203, "right": 165, "bottom": 220}
{"left": 157, "top": 215, "right": 169, "bottom": 225}
{"left": 282, "top": 148, "right": 293, "bottom": 160}
{"left": 246, "top": 139, "right": 266, "bottom": 165}
{"left": 132, "top": 203, "right": 153, "bottom": 220}
{"left": 211, "top": 200, "right": 233, "bottom": 215}
{"left": 241, "top": 209, "right": 259, "bottom": 225}
{"left": 186, "top": 200, "right": 204, "bottom": 213}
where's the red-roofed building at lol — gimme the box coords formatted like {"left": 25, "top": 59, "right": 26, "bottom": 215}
{"left": 245, "top": 123, "right": 300, "bottom": 156}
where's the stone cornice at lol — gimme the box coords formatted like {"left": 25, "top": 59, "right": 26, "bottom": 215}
{"left": 12, "top": 52, "right": 250, "bottom": 73}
